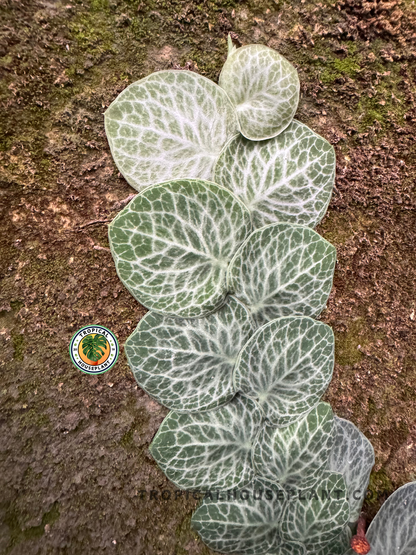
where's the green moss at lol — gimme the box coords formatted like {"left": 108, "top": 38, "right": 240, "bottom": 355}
{"left": 12, "top": 333, "right": 25, "bottom": 361}
{"left": 3, "top": 502, "right": 60, "bottom": 553}
{"left": 335, "top": 317, "right": 368, "bottom": 366}
{"left": 367, "top": 469, "right": 393, "bottom": 507}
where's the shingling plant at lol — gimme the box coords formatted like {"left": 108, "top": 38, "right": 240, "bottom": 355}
{"left": 104, "top": 36, "right": 416, "bottom": 555}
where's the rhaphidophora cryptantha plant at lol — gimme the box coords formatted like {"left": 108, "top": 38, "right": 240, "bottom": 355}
{"left": 104, "top": 36, "right": 416, "bottom": 555}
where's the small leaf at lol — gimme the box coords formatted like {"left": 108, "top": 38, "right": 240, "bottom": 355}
{"left": 365, "top": 482, "right": 416, "bottom": 555}
{"left": 105, "top": 70, "right": 238, "bottom": 190}
{"left": 81, "top": 334, "right": 107, "bottom": 362}
{"left": 280, "top": 471, "right": 350, "bottom": 550}
{"left": 234, "top": 317, "right": 334, "bottom": 427}
{"left": 214, "top": 120, "right": 335, "bottom": 229}
{"left": 149, "top": 395, "right": 261, "bottom": 491}
{"left": 227, "top": 223, "right": 336, "bottom": 326}
{"left": 253, "top": 403, "right": 334, "bottom": 488}
{"left": 219, "top": 44, "right": 300, "bottom": 140}
{"left": 125, "top": 296, "right": 256, "bottom": 412}
{"left": 329, "top": 416, "right": 375, "bottom": 524}
{"left": 191, "top": 478, "right": 286, "bottom": 554}
{"left": 109, "top": 179, "right": 251, "bottom": 318}
{"left": 227, "top": 34, "right": 238, "bottom": 57}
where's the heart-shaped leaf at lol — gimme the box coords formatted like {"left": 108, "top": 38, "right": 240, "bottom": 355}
{"left": 105, "top": 70, "right": 238, "bottom": 190}
{"left": 149, "top": 395, "right": 261, "bottom": 491}
{"left": 125, "top": 296, "right": 256, "bottom": 412}
{"left": 234, "top": 317, "right": 334, "bottom": 427}
{"left": 219, "top": 44, "right": 300, "bottom": 140}
{"left": 227, "top": 223, "right": 336, "bottom": 326}
{"left": 191, "top": 478, "right": 286, "bottom": 555}
{"left": 108, "top": 179, "right": 251, "bottom": 318}
{"left": 213, "top": 120, "right": 335, "bottom": 229}
{"left": 329, "top": 416, "right": 375, "bottom": 524}
{"left": 281, "top": 471, "right": 350, "bottom": 550}
{"left": 253, "top": 403, "right": 335, "bottom": 488}
{"left": 345, "top": 482, "right": 416, "bottom": 555}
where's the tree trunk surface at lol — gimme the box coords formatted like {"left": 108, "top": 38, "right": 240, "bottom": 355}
{"left": 0, "top": 0, "right": 415, "bottom": 553}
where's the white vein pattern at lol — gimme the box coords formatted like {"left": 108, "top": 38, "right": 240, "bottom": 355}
{"left": 108, "top": 179, "right": 252, "bottom": 318}
{"left": 310, "top": 526, "right": 351, "bottom": 555}
{"left": 253, "top": 403, "right": 335, "bottom": 488}
{"left": 104, "top": 70, "right": 239, "bottom": 190}
{"left": 213, "top": 120, "right": 335, "bottom": 229}
{"left": 329, "top": 416, "right": 375, "bottom": 524}
{"left": 267, "top": 542, "right": 306, "bottom": 555}
{"left": 191, "top": 478, "right": 287, "bottom": 554}
{"left": 125, "top": 296, "right": 256, "bottom": 412}
{"left": 344, "top": 482, "right": 416, "bottom": 555}
{"left": 234, "top": 317, "right": 334, "bottom": 427}
{"left": 219, "top": 44, "right": 300, "bottom": 140}
{"left": 281, "top": 471, "right": 350, "bottom": 551}
{"left": 227, "top": 223, "right": 337, "bottom": 326}
{"left": 149, "top": 395, "right": 262, "bottom": 491}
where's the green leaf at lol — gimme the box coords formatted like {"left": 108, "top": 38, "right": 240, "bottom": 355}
{"left": 108, "top": 179, "right": 251, "bottom": 318}
{"left": 329, "top": 416, "right": 375, "bottom": 524}
{"left": 227, "top": 223, "right": 336, "bottom": 326}
{"left": 214, "top": 120, "right": 335, "bottom": 229}
{"left": 234, "top": 317, "right": 334, "bottom": 427}
{"left": 125, "top": 296, "right": 256, "bottom": 412}
{"left": 310, "top": 526, "right": 351, "bottom": 555}
{"left": 268, "top": 542, "right": 306, "bottom": 555}
{"left": 219, "top": 44, "right": 300, "bottom": 140}
{"left": 81, "top": 334, "right": 107, "bottom": 362}
{"left": 357, "top": 482, "right": 416, "bottom": 555}
{"left": 253, "top": 403, "right": 334, "bottom": 488}
{"left": 280, "top": 471, "right": 350, "bottom": 550}
{"left": 191, "top": 478, "right": 286, "bottom": 554}
{"left": 149, "top": 395, "right": 261, "bottom": 491}
{"left": 104, "top": 70, "right": 238, "bottom": 191}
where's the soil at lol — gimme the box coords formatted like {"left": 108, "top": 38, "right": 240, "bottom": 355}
{"left": 0, "top": 0, "right": 415, "bottom": 553}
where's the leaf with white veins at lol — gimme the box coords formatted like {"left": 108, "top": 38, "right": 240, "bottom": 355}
{"left": 253, "top": 403, "right": 335, "bottom": 487}
{"left": 105, "top": 70, "right": 238, "bottom": 190}
{"left": 234, "top": 317, "right": 334, "bottom": 427}
{"left": 125, "top": 296, "right": 256, "bottom": 412}
{"left": 149, "top": 395, "right": 261, "bottom": 491}
{"left": 227, "top": 223, "right": 336, "bottom": 326}
{"left": 109, "top": 179, "right": 251, "bottom": 318}
{"left": 214, "top": 120, "right": 335, "bottom": 229}
{"left": 219, "top": 44, "right": 300, "bottom": 140}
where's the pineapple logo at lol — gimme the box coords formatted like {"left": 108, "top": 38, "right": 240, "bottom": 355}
{"left": 69, "top": 325, "right": 119, "bottom": 374}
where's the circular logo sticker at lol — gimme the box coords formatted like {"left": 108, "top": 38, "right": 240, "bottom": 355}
{"left": 69, "top": 325, "right": 119, "bottom": 375}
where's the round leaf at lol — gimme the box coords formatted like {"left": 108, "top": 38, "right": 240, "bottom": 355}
{"left": 219, "top": 44, "right": 300, "bottom": 140}
{"left": 253, "top": 403, "right": 335, "bottom": 488}
{"left": 227, "top": 223, "right": 337, "bottom": 326}
{"left": 125, "top": 296, "right": 256, "bottom": 412}
{"left": 234, "top": 317, "right": 334, "bottom": 427}
{"left": 214, "top": 120, "right": 335, "bottom": 229}
{"left": 191, "top": 478, "right": 286, "bottom": 555}
{"left": 105, "top": 70, "right": 238, "bottom": 190}
{"left": 149, "top": 395, "right": 262, "bottom": 491}
{"left": 109, "top": 179, "right": 252, "bottom": 318}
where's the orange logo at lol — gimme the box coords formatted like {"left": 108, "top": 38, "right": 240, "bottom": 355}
{"left": 70, "top": 326, "right": 119, "bottom": 374}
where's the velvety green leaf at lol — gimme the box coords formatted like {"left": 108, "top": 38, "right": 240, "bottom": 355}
{"left": 281, "top": 471, "right": 350, "bottom": 550}
{"left": 149, "top": 395, "right": 261, "bottom": 491}
{"left": 105, "top": 70, "right": 238, "bottom": 190}
{"left": 365, "top": 482, "right": 416, "bottom": 555}
{"left": 214, "top": 120, "right": 335, "bottom": 229}
{"left": 268, "top": 542, "right": 307, "bottom": 555}
{"left": 219, "top": 44, "right": 300, "bottom": 140}
{"left": 191, "top": 478, "right": 286, "bottom": 554}
{"left": 227, "top": 223, "right": 336, "bottom": 326}
{"left": 253, "top": 403, "right": 334, "bottom": 487}
{"left": 125, "top": 296, "right": 256, "bottom": 412}
{"left": 329, "top": 416, "right": 375, "bottom": 524}
{"left": 108, "top": 179, "right": 251, "bottom": 318}
{"left": 310, "top": 526, "right": 351, "bottom": 555}
{"left": 234, "top": 317, "right": 334, "bottom": 427}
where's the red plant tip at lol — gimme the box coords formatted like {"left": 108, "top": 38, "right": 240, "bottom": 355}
{"left": 351, "top": 535, "right": 371, "bottom": 554}
{"left": 351, "top": 513, "right": 371, "bottom": 554}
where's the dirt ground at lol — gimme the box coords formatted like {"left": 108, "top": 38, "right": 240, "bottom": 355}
{"left": 0, "top": 0, "right": 415, "bottom": 553}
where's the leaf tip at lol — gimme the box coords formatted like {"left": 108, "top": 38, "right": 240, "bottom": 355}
{"left": 227, "top": 34, "right": 237, "bottom": 57}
